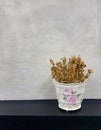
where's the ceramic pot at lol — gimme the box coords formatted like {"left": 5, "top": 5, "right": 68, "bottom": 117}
{"left": 53, "top": 80, "right": 86, "bottom": 111}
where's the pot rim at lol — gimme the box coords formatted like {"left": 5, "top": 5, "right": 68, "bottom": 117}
{"left": 52, "top": 78, "right": 87, "bottom": 87}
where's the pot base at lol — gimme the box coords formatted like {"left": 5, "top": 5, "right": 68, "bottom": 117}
{"left": 58, "top": 102, "right": 81, "bottom": 111}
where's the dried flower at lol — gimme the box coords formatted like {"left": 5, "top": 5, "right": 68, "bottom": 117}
{"left": 50, "top": 55, "right": 93, "bottom": 83}
{"left": 50, "top": 59, "right": 55, "bottom": 66}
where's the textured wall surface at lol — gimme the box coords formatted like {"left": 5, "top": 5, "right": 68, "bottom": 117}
{"left": 0, "top": 0, "right": 100, "bottom": 100}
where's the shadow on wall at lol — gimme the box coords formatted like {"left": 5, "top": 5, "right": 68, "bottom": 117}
{"left": 84, "top": 75, "right": 101, "bottom": 99}
{"left": 39, "top": 76, "right": 101, "bottom": 99}
{"left": 39, "top": 76, "right": 56, "bottom": 99}
{"left": 40, "top": 75, "right": 101, "bottom": 99}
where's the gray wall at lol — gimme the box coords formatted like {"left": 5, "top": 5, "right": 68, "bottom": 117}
{"left": 0, "top": 0, "right": 100, "bottom": 100}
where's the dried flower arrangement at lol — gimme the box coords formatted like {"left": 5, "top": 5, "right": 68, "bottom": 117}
{"left": 50, "top": 55, "right": 92, "bottom": 83}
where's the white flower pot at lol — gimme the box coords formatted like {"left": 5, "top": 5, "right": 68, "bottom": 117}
{"left": 53, "top": 80, "right": 86, "bottom": 111}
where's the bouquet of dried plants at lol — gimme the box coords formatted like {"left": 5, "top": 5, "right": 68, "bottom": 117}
{"left": 50, "top": 56, "right": 92, "bottom": 83}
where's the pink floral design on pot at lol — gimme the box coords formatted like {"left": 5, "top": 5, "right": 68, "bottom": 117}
{"left": 64, "top": 88, "right": 72, "bottom": 95}
{"left": 64, "top": 88, "right": 77, "bottom": 104}
{"left": 66, "top": 95, "right": 76, "bottom": 104}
